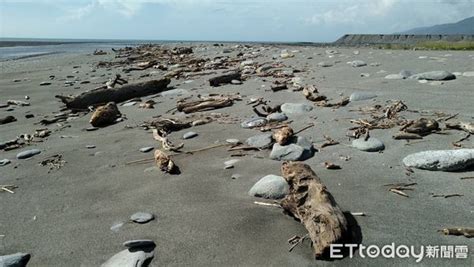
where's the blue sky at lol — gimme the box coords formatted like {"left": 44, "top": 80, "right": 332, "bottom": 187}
{"left": 0, "top": 0, "right": 473, "bottom": 42}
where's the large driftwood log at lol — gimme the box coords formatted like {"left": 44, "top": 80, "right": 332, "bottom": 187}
{"left": 209, "top": 72, "right": 241, "bottom": 87}
{"left": 56, "top": 78, "right": 170, "bottom": 110}
{"left": 280, "top": 162, "right": 348, "bottom": 258}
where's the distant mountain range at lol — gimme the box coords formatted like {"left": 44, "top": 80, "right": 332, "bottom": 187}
{"left": 401, "top": 16, "right": 474, "bottom": 35}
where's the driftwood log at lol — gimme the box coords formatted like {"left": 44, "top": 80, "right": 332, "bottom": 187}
{"left": 176, "top": 97, "right": 233, "bottom": 113}
{"left": 209, "top": 72, "right": 241, "bottom": 87}
{"left": 56, "top": 78, "right": 170, "bottom": 110}
{"left": 280, "top": 162, "right": 348, "bottom": 258}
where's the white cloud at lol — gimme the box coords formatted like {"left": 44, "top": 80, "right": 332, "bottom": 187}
{"left": 306, "top": 0, "right": 397, "bottom": 25}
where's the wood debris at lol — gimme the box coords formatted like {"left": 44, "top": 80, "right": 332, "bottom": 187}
{"left": 176, "top": 96, "right": 234, "bottom": 114}
{"left": 209, "top": 71, "right": 241, "bottom": 87}
{"left": 302, "top": 85, "right": 327, "bottom": 102}
{"left": 320, "top": 135, "right": 339, "bottom": 148}
{"left": 154, "top": 149, "right": 179, "bottom": 174}
{"left": 56, "top": 78, "right": 170, "bottom": 110}
{"left": 89, "top": 102, "right": 121, "bottom": 127}
{"left": 439, "top": 227, "right": 474, "bottom": 238}
{"left": 445, "top": 121, "right": 474, "bottom": 134}
{"left": 280, "top": 162, "right": 348, "bottom": 258}
{"left": 0, "top": 185, "right": 18, "bottom": 194}
{"left": 152, "top": 129, "right": 184, "bottom": 152}
{"left": 324, "top": 162, "right": 341, "bottom": 170}
{"left": 272, "top": 126, "right": 293, "bottom": 145}
{"left": 39, "top": 154, "right": 66, "bottom": 172}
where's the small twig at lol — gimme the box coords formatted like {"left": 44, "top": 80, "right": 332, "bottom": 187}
{"left": 288, "top": 234, "right": 310, "bottom": 252}
{"left": 443, "top": 113, "right": 459, "bottom": 121}
{"left": 431, "top": 193, "right": 464, "bottom": 198}
{"left": 185, "top": 143, "right": 230, "bottom": 154}
{"left": 0, "top": 185, "right": 18, "bottom": 194}
{"left": 294, "top": 123, "right": 315, "bottom": 135}
{"left": 253, "top": 201, "right": 281, "bottom": 208}
{"left": 383, "top": 182, "right": 417, "bottom": 187}
{"left": 460, "top": 176, "right": 474, "bottom": 180}
{"left": 389, "top": 188, "right": 409, "bottom": 197}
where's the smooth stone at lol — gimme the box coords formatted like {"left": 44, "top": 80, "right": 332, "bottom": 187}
{"left": 352, "top": 138, "right": 385, "bottom": 152}
{"left": 226, "top": 139, "right": 240, "bottom": 144}
{"left": 39, "top": 82, "right": 51, "bottom": 86}
{"left": 270, "top": 143, "right": 305, "bottom": 161}
{"left": 399, "top": 70, "right": 414, "bottom": 78}
{"left": 351, "top": 60, "right": 367, "bottom": 67}
{"left": 403, "top": 149, "right": 474, "bottom": 171}
{"left": 86, "top": 145, "right": 96, "bottom": 149}
{"left": 385, "top": 74, "right": 404, "bottom": 80}
{"left": 462, "top": 71, "right": 474, "bottom": 77}
{"left": 231, "top": 174, "right": 242, "bottom": 179}
{"left": 160, "top": 89, "right": 189, "bottom": 96}
{"left": 101, "top": 249, "right": 154, "bottom": 267}
{"left": 266, "top": 112, "right": 287, "bottom": 122}
{"left": 123, "top": 239, "right": 156, "bottom": 249}
{"left": 224, "top": 159, "right": 240, "bottom": 169}
{"left": 317, "top": 62, "right": 333, "bottom": 67}
{"left": 0, "top": 253, "right": 31, "bottom": 267}
{"left": 130, "top": 212, "right": 154, "bottom": 223}
{"left": 183, "top": 131, "right": 198, "bottom": 139}
{"left": 231, "top": 79, "right": 242, "bottom": 85}
{"left": 281, "top": 103, "right": 313, "bottom": 115}
{"left": 139, "top": 146, "right": 154, "bottom": 153}
{"left": 248, "top": 174, "right": 289, "bottom": 199}
{"left": 409, "top": 71, "right": 455, "bottom": 81}
{"left": 122, "top": 102, "right": 137, "bottom": 107}
{"left": 241, "top": 117, "right": 267, "bottom": 128}
{"left": 0, "top": 159, "right": 11, "bottom": 166}
{"left": 16, "top": 149, "right": 41, "bottom": 159}
{"left": 246, "top": 133, "right": 273, "bottom": 149}
{"left": 349, "top": 92, "right": 377, "bottom": 101}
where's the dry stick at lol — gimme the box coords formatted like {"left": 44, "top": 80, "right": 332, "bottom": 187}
{"left": 389, "top": 188, "right": 409, "bottom": 197}
{"left": 432, "top": 193, "right": 463, "bottom": 198}
{"left": 125, "top": 143, "right": 231, "bottom": 165}
{"left": 443, "top": 113, "right": 459, "bottom": 121}
{"left": 439, "top": 227, "right": 474, "bottom": 238}
{"left": 253, "top": 201, "right": 281, "bottom": 208}
{"left": 460, "top": 176, "right": 474, "bottom": 180}
{"left": 288, "top": 234, "right": 310, "bottom": 252}
{"left": 350, "top": 212, "right": 367, "bottom": 216}
{"left": 294, "top": 123, "right": 315, "bottom": 135}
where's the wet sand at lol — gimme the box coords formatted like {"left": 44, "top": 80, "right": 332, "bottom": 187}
{"left": 0, "top": 44, "right": 473, "bottom": 266}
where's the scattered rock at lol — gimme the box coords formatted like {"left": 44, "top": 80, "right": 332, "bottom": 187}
{"left": 0, "top": 252, "right": 31, "bottom": 267}
{"left": 350, "top": 60, "right": 367, "bottom": 67}
{"left": 183, "top": 131, "right": 198, "bottom": 139}
{"left": 399, "top": 70, "right": 414, "bottom": 78}
{"left": 139, "top": 147, "right": 154, "bottom": 153}
{"left": 123, "top": 239, "right": 156, "bottom": 249}
{"left": 385, "top": 74, "right": 404, "bottom": 80}
{"left": 295, "top": 136, "right": 315, "bottom": 158}
{"left": 462, "top": 71, "right": 474, "bottom": 77}
{"left": 280, "top": 103, "right": 313, "bottom": 115}
{"left": 266, "top": 112, "right": 287, "bottom": 122}
{"left": 349, "top": 92, "right": 377, "bottom": 101}
{"left": 248, "top": 174, "right": 289, "bottom": 199}
{"left": 0, "top": 159, "right": 11, "bottom": 166}
{"left": 226, "top": 139, "right": 240, "bottom": 144}
{"left": 231, "top": 174, "right": 242, "bottom": 179}
{"left": 224, "top": 159, "right": 240, "bottom": 169}
{"left": 101, "top": 248, "right": 154, "bottom": 267}
{"left": 130, "top": 212, "right": 155, "bottom": 224}
{"left": 352, "top": 138, "right": 385, "bottom": 152}
{"left": 317, "top": 62, "right": 333, "bottom": 67}
{"left": 16, "top": 149, "right": 41, "bottom": 159}
{"left": 241, "top": 117, "right": 267, "bottom": 128}
{"left": 231, "top": 79, "right": 242, "bottom": 85}
{"left": 122, "top": 102, "right": 137, "bottom": 107}
{"left": 270, "top": 143, "right": 305, "bottom": 161}
{"left": 403, "top": 149, "right": 474, "bottom": 171}
{"left": 86, "top": 145, "right": 96, "bottom": 149}
{"left": 40, "top": 82, "right": 51, "bottom": 86}
{"left": 409, "top": 71, "right": 455, "bottom": 81}
{"left": 246, "top": 133, "right": 273, "bottom": 149}
{"left": 0, "top": 115, "right": 16, "bottom": 125}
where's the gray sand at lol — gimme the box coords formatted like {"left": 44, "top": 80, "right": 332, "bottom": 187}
{"left": 0, "top": 45, "right": 473, "bottom": 266}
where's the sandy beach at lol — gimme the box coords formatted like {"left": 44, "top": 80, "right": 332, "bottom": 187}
{"left": 0, "top": 43, "right": 473, "bottom": 266}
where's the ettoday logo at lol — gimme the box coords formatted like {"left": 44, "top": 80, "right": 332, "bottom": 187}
{"left": 330, "top": 243, "right": 469, "bottom": 262}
